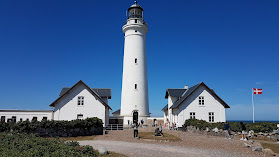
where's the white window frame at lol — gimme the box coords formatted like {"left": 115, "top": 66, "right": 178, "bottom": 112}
{"left": 77, "top": 114, "right": 83, "bottom": 120}
{"left": 190, "top": 112, "right": 195, "bottom": 119}
{"left": 199, "top": 96, "right": 204, "bottom": 105}
{"left": 78, "top": 96, "right": 84, "bottom": 106}
{"left": 209, "top": 112, "right": 214, "bottom": 122}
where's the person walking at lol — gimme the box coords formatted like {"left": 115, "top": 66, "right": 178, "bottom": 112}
{"left": 224, "top": 122, "right": 231, "bottom": 139}
{"left": 158, "top": 123, "right": 164, "bottom": 136}
{"left": 240, "top": 122, "right": 247, "bottom": 141}
{"left": 133, "top": 120, "right": 139, "bottom": 138}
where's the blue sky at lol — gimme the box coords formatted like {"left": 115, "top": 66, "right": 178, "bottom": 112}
{"left": 0, "top": 0, "right": 278, "bottom": 121}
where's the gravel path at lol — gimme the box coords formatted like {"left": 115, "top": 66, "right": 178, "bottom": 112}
{"left": 80, "top": 140, "right": 250, "bottom": 157}
{"left": 79, "top": 128, "right": 265, "bottom": 157}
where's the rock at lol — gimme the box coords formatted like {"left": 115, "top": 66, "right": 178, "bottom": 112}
{"left": 98, "top": 147, "right": 108, "bottom": 155}
{"left": 252, "top": 146, "right": 262, "bottom": 152}
{"left": 263, "top": 148, "right": 276, "bottom": 156}
{"left": 213, "top": 128, "right": 219, "bottom": 133}
{"left": 243, "top": 143, "right": 251, "bottom": 148}
{"left": 267, "top": 136, "right": 271, "bottom": 139}
{"left": 247, "top": 140, "right": 254, "bottom": 145}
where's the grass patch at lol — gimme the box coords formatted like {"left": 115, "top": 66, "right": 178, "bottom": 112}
{"left": 138, "top": 132, "right": 182, "bottom": 142}
{"left": 100, "top": 151, "right": 127, "bottom": 157}
{"left": 48, "top": 135, "right": 96, "bottom": 141}
{"left": 261, "top": 143, "right": 279, "bottom": 154}
{"left": 254, "top": 138, "right": 278, "bottom": 143}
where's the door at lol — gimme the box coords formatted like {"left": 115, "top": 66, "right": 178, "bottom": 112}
{"left": 133, "top": 111, "right": 138, "bottom": 123}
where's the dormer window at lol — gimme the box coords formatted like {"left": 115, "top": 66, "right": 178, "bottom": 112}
{"left": 199, "top": 96, "right": 204, "bottom": 105}
{"left": 78, "top": 96, "right": 84, "bottom": 106}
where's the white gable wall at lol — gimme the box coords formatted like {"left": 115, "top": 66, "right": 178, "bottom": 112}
{"left": 167, "top": 96, "right": 178, "bottom": 124}
{"left": 53, "top": 83, "right": 108, "bottom": 126}
{"left": 171, "top": 86, "right": 226, "bottom": 127}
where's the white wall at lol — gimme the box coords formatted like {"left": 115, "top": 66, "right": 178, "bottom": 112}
{"left": 0, "top": 110, "right": 53, "bottom": 122}
{"left": 53, "top": 83, "right": 108, "bottom": 126}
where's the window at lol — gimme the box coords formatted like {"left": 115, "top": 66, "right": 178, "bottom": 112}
{"left": 78, "top": 96, "right": 84, "bottom": 106}
{"left": 26, "top": 118, "right": 29, "bottom": 121}
{"left": 12, "top": 116, "right": 16, "bottom": 122}
{"left": 1, "top": 116, "right": 5, "bottom": 122}
{"left": 190, "top": 112, "right": 195, "bottom": 119}
{"left": 135, "top": 30, "right": 137, "bottom": 32}
{"left": 135, "top": 19, "right": 137, "bottom": 23}
{"left": 20, "top": 118, "right": 23, "bottom": 122}
{"left": 135, "top": 58, "right": 137, "bottom": 64}
{"left": 77, "top": 114, "right": 83, "bottom": 119}
{"left": 209, "top": 112, "right": 214, "bottom": 122}
{"left": 32, "top": 117, "right": 37, "bottom": 121}
{"left": 42, "top": 117, "right": 47, "bottom": 121}
{"left": 199, "top": 96, "right": 204, "bottom": 105}
{"left": 135, "top": 84, "right": 137, "bottom": 90}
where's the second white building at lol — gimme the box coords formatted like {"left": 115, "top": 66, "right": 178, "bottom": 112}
{"left": 162, "top": 82, "right": 230, "bottom": 127}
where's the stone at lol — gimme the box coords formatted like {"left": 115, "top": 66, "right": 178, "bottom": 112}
{"left": 267, "top": 136, "right": 271, "bottom": 139}
{"left": 243, "top": 143, "right": 251, "bottom": 148}
{"left": 247, "top": 140, "right": 254, "bottom": 145}
{"left": 213, "top": 128, "right": 219, "bottom": 133}
{"left": 252, "top": 146, "right": 262, "bottom": 152}
{"left": 263, "top": 148, "right": 276, "bottom": 156}
{"left": 98, "top": 147, "right": 108, "bottom": 155}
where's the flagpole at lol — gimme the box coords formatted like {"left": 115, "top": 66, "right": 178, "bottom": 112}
{"left": 252, "top": 88, "right": 255, "bottom": 123}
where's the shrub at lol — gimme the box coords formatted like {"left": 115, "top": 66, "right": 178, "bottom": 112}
{"left": 184, "top": 119, "right": 278, "bottom": 133}
{"left": 0, "top": 132, "right": 98, "bottom": 156}
{"left": 0, "top": 117, "right": 103, "bottom": 137}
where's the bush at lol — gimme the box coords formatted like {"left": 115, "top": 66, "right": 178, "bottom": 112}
{"left": 0, "top": 117, "right": 103, "bottom": 137}
{"left": 0, "top": 132, "right": 98, "bottom": 156}
{"left": 184, "top": 119, "right": 278, "bottom": 133}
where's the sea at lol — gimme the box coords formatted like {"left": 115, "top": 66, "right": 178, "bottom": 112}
{"left": 227, "top": 120, "right": 279, "bottom": 123}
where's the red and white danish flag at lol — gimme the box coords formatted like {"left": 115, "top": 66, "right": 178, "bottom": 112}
{"left": 253, "top": 88, "right": 262, "bottom": 94}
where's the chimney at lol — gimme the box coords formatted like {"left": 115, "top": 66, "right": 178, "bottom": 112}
{"left": 184, "top": 85, "right": 188, "bottom": 90}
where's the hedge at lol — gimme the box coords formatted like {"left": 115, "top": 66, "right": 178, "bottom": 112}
{"left": 0, "top": 117, "right": 103, "bottom": 137}
{"left": 0, "top": 132, "right": 98, "bottom": 156}
{"left": 184, "top": 119, "right": 278, "bottom": 133}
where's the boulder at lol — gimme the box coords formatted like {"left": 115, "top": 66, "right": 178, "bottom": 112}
{"left": 243, "top": 143, "right": 251, "bottom": 148}
{"left": 263, "top": 148, "right": 276, "bottom": 156}
{"left": 213, "top": 128, "right": 219, "bottom": 133}
{"left": 252, "top": 146, "right": 262, "bottom": 152}
{"left": 98, "top": 147, "right": 108, "bottom": 155}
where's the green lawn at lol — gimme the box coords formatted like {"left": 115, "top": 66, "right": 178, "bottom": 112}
{"left": 261, "top": 143, "right": 279, "bottom": 154}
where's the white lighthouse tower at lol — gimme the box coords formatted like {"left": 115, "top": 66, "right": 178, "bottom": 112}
{"left": 120, "top": 1, "right": 150, "bottom": 125}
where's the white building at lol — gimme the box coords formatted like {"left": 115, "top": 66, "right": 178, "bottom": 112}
{"left": 0, "top": 80, "right": 112, "bottom": 127}
{"left": 50, "top": 80, "right": 111, "bottom": 126}
{"left": 0, "top": 110, "right": 53, "bottom": 122}
{"left": 117, "top": 1, "right": 150, "bottom": 125}
{"left": 162, "top": 82, "right": 230, "bottom": 127}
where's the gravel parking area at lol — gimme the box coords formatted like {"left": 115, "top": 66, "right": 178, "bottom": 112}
{"left": 79, "top": 127, "right": 265, "bottom": 157}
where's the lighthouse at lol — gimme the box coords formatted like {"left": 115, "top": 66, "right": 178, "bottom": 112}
{"left": 120, "top": 1, "right": 150, "bottom": 125}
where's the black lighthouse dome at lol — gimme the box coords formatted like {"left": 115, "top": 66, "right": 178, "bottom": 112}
{"left": 128, "top": 1, "right": 143, "bottom": 19}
